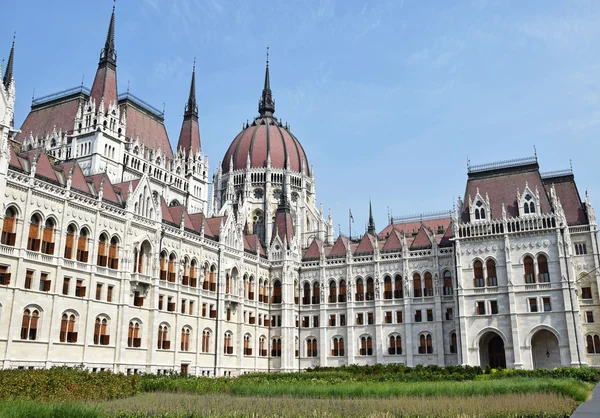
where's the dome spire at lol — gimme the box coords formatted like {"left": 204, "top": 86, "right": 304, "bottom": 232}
{"left": 3, "top": 33, "right": 15, "bottom": 90}
{"left": 258, "top": 46, "right": 275, "bottom": 117}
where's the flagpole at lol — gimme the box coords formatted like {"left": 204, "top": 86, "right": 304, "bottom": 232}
{"left": 349, "top": 209, "right": 352, "bottom": 240}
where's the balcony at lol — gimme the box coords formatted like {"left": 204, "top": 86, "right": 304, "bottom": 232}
{"left": 355, "top": 293, "right": 364, "bottom": 302}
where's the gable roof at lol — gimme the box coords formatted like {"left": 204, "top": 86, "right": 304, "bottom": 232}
{"left": 327, "top": 235, "right": 349, "bottom": 258}
{"left": 302, "top": 239, "right": 322, "bottom": 260}
{"left": 542, "top": 174, "right": 588, "bottom": 226}
{"left": 410, "top": 226, "right": 432, "bottom": 250}
{"left": 354, "top": 232, "right": 376, "bottom": 255}
{"left": 381, "top": 229, "right": 403, "bottom": 253}
{"left": 87, "top": 173, "right": 121, "bottom": 205}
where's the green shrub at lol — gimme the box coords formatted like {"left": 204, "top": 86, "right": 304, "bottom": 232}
{"left": 0, "top": 400, "right": 101, "bottom": 418}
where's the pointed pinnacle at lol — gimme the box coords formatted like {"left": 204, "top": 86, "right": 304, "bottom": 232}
{"left": 186, "top": 59, "right": 197, "bottom": 114}
{"left": 3, "top": 34, "right": 15, "bottom": 89}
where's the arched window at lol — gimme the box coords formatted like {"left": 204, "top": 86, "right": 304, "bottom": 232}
{"left": 127, "top": 321, "right": 141, "bottom": 348}
{"left": 258, "top": 279, "right": 264, "bottom": 302}
{"left": 272, "top": 281, "right": 282, "bottom": 304}
{"left": 201, "top": 329, "right": 211, "bottom": 353}
{"left": 394, "top": 275, "right": 403, "bottom": 299}
{"left": 418, "top": 333, "right": 433, "bottom": 354}
{"left": 1, "top": 207, "right": 17, "bottom": 246}
{"left": 443, "top": 270, "right": 453, "bottom": 295}
{"left": 259, "top": 336, "right": 266, "bottom": 356}
{"left": 243, "top": 334, "right": 252, "bottom": 356}
{"left": 366, "top": 278, "right": 374, "bottom": 301}
{"left": 332, "top": 337, "right": 345, "bottom": 356}
{"left": 97, "top": 233, "right": 108, "bottom": 267}
{"left": 524, "top": 256, "right": 535, "bottom": 284}
{"left": 302, "top": 282, "right": 311, "bottom": 305}
{"left": 159, "top": 252, "right": 168, "bottom": 281}
{"left": 20, "top": 308, "right": 39, "bottom": 340}
{"left": 538, "top": 254, "right": 549, "bottom": 282}
{"left": 473, "top": 260, "right": 484, "bottom": 287}
{"left": 313, "top": 282, "right": 320, "bottom": 304}
{"left": 248, "top": 277, "right": 255, "bottom": 300}
{"left": 225, "top": 272, "right": 230, "bottom": 294}
{"left": 181, "top": 327, "right": 191, "bottom": 352}
{"left": 93, "top": 317, "right": 109, "bottom": 345}
{"left": 271, "top": 338, "right": 282, "bottom": 357}
{"left": 388, "top": 334, "right": 402, "bottom": 355}
{"left": 424, "top": 273, "right": 433, "bottom": 297}
{"left": 450, "top": 332, "right": 457, "bottom": 353}
{"left": 586, "top": 335, "right": 600, "bottom": 354}
{"left": 262, "top": 280, "right": 268, "bottom": 303}
{"left": 209, "top": 265, "right": 216, "bottom": 292}
{"left": 189, "top": 260, "right": 197, "bottom": 287}
{"left": 339, "top": 280, "right": 347, "bottom": 303}
{"left": 76, "top": 228, "right": 89, "bottom": 262}
{"left": 167, "top": 254, "right": 176, "bottom": 283}
{"left": 27, "top": 214, "right": 42, "bottom": 252}
{"left": 329, "top": 280, "right": 337, "bottom": 303}
{"left": 413, "top": 273, "right": 422, "bottom": 297}
{"left": 355, "top": 278, "right": 364, "bottom": 301}
{"left": 486, "top": 259, "right": 497, "bottom": 287}
{"left": 108, "top": 237, "right": 119, "bottom": 269}
{"left": 182, "top": 258, "right": 190, "bottom": 286}
{"left": 60, "top": 312, "right": 78, "bottom": 343}
{"left": 137, "top": 240, "right": 151, "bottom": 274}
{"left": 360, "top": 336, "right": 373, "bottom": 356}
{"left": 41, "top": 218, "right": 55, "bottom": 255}
{"left": 384, "top": 276, "right": 392, "bottom": 299}
{"left": 224, "top": 332, "right": 233, "bottom": 354}
{"left": 306, "top": 338, "right": 317, "bottom": 357}
{"left": 157, "top": 324, "right": 170, "bottom": 350}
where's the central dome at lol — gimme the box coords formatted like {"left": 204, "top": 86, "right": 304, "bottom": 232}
{"left": 221, "top": 116, "right": 309, "bottom": 174}
{"left": 221, "top": 58, "right": 309, "bottom": 175}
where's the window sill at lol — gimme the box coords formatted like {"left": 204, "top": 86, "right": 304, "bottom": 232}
{"left": 126, "top": 346, "right": 145, "bottom": 350}
{"left": 13, "top": 339, "right": 47, "bottom": 344}
{"left": 54, "top": 341, "right": 84, "bottom": 347}
{"left": 90, "top": 344, "right": 115, "bottom": 348}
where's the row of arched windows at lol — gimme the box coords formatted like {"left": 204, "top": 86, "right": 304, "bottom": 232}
{"left": 472, "top": 255, "right": 549, "bottom": 288}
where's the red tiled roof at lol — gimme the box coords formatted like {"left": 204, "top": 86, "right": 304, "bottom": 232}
{"left": 205, "top": 216, "right": 225, "bottom": 240}
{"left": 9, "top": 146, "right": 27, "bottom": 171}
{"left": 90, "top": 65, "right": 118, "bottom": 106}
{"left": 222, "top": 116, "right": 309, "bottom": 175}
{"left": 160, "top": 197, "right": 175, "bottom": 223}
{"left": 57, "top": 162, "right": 90, "bottom": 194}
{"left": 177, "top": 116, "right": 201, "bottom": 156}
{"left": 543, "top": 176, "right": 588, "bottom": 226}
{"left": 87, "top": 173, "right": 121, "bottom": 205}
{"left": 327, "top": 235, "right": 349, "bottom": 258}
{"left": 379, "top": 217, "right": 451, "bottom": 240}
{"left": 244, "top": 235, "right": 265, "bottom": 256}
{"left": 381, "top": 229, "right": 402, "bottom": 252}
{"left": 302, "top": 239, "right": 322, "bottom": 260}
{"left": 438, "top": 223, "right": 454, "bottom": 247}
{"left": 122, "top": 102, "right": 173, "bottom": 159}
{"left": 167, "top": 205, "right": 194, "bottom": 228}
{"left": 410, "top": 226, "right": 432, "bottom": 250}
{"left": 462, "top": 166, "right": 551, "bottom": 222}
{"left": 188, "top": 212, "right": 206, "bottom": 233}
{"left": 354, "top": 233, "right": 375, "bottom": 255}
{"left": 112, "top": 178, "right": 140, "bottom": 199}
{"left": 16, "top": 98, "right": 80, "bottom": 142}
{"left": 272, "top": 209, "right": 295, "bottom": 247}
{"left": 24, "top": 150, "right": 60, "bottom": 183}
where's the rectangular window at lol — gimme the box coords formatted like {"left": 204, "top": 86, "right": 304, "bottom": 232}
{"left": 575, "top": 243, "right": 587, "bottom": 255}
{"left": 313, "top": 315, "right": 319, "bottom": 328}
{"left": 367, "top": 312, "right": 374, "bottom": 325}
{"left": 384, "top": 311, "right": 392, "bottom": 324}
{"left": 445, "top": 308, "right": 453, "bottom": 320}
{"left": 75, "top": 279, "right": 86, "bottom": 297}
{"left": 189, "top": 301, "right": 194, "bottom": 315}
{"left": 202, "top": 303, "right": 207, "bottom": 317}
{"left": 582, "top": 287, "right": 593, "bottom": 300}
{"left": 414, "top": 310, "right": 422, "bottom": 323}
{"left": 490, "top": 300, "right": 498, "bottom": 315}
{"left": 476, "top": 301, "right": 486, "bottom": 315}
{"left": 0, "top": 265, "right": 9, "bottom": 286}
{"left": 356, "top": 313, "right": 364, "bottom": 325}
{"left": 158, "top": 295, "right": 164, "bottom": 310}
{"left": 586, "top": 311, "right": 594, "bottom": 323}
{"left": 396, "top": 311, "right": 403, "bottom": 323}
{"left": 475, "top": 277, "right": 485, "bottom": 288}
{"left": 25, "top": 270, "right": 33, "bottom": 290}
{"left": 133, "top": 291, "right": 144, "bottom": 307}
{"left": 529, "top": 298, "right": 538, "bottom": 313}
{"left": 426, "top": 309, "right": 433, "bottom": 322}
{"left": 302, "top": 316, "right": 309, "bottom": 328}
{"left": 339, "top": 314, "right": 346, "bottom": 326}
{"left": 226, "top": 308, "right": 231, "bottom": 321}
{"left": 167, "top": 297, "right": 175, "bottom": 312}
{"left": 488, "top": 276, "right": 498, "bottom": 287}
{"left": 39, "top": 273, "right": 51, "bottom": 292}
{"left": 62, "top": 277, "right": 70, "bottom": 295}
{"left": 329, "top": 314, "right": 336, "bottom": 327}
{"left": 95, "top": 283, "right": 102, "bottom": 300}
{"left": 107, "top": 285, "right": 114, "bottom": 302}
{"left": 209, "top": 305, "right": 216, "bottom": 318}
{"left": 543, "top": 297, "right": 552, "bottom": 312}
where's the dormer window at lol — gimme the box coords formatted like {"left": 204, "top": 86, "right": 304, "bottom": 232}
{"left": 475, "top": 201, "right": 486, "bottom": 220}
{"left": 523, "top": 194, "right": 535, "bottom": 214}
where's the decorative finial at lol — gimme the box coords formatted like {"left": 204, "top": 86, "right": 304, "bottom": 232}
{"left": 570, "top": 159, "right": 573, "bottom": 172}
{"left": 126, "top": 80, "right": 130, "bottom": 93}
{"left": 533, "top": 145, "right": 537, "bottom": 160}
{"left": 266, "top": 46, "right": 269, "bottom": 65}
{"left": 258, "top": 47, "right": 275, "bottom": 117}
{"left": 81, "top": 74, "right": 85, "bottom": 87}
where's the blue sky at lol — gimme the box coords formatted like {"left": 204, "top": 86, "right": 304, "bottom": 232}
{"left": 2, "top": 0, "right": 600, "bottom": 236}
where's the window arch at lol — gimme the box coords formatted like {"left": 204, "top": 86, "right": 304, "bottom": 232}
{"left": 486, "top": 259, "right": 497, "bottom": 287}
{"left": 248, "top": 276, "right": 255, "bottom": 300}
{"left": 224, "top": 332, "right": 233, "bottom": 354}
{"left": 524, "top": 256, "right": 535, "bottom": 284}
{"left": 272, "top": 280, "right": 282, "bottom": 304}
{"left": 259, "top": 335, "right": 267, "bottom": 357}
{"left": 473, "top": 260, "right": 484, "bottom": 288}
{"left": 306, "top": 337, "right": 317, "bottom": 357}
{"left": 258, "top": 279, "right": 264, "bottom": 303}
{"left": 157, "top": 323, "right": 170, "bottom": 350}
{"left": 76, "top": 228, "right": 89, "bottom": 262}
{"left": 443, "top": 270, "right": 453, "bottom": 295}
{"left": 383, "top": 276, "right": 392, "bottom": 300}
{"left": 181, "top": 327, "right": 191, "bottom": 352}
{"left": 355, "top": 278, "right": 364, "bottom": 301}
{"left": 27, "top": 214, "right": 42, "bottom": 252}
{"left": 209, "top": 265, "right": 216, "bottom": 292}
{"left": 328, "top": 280, "right": 337, "bottom": 303}
{"left": 538, "top": 254, "right": 549, "bottom": 283}
{"left": 60, "top": 312, "right": 78, "bottom": 343}
{"left": 366, "top": 277, "right": 374, "bottom": 301}
{"left": 271, "top": 337, "right": 282, "bottom": 357}
{"left": 302, "top": 282, "right": 311, "bottom": 305}
{"left": 388, "top": 334, "right": 402, "bottom": 355}
{"left": 108, "top": 236, "right": 119, "bottom": 269}
{"left": 243, "top": 334, "right": 252, "bottom": 356}
{"left": 97, "top": 233, "right": 109, "bottom": 267}
{"left": 418, "top": 333, "right": 433, "bottom": 354}
{"left": 586, "top": 334, "right": 600, "bottom": 354}
{"left": 339, "top": 280, "right": 347, "bottom": 303}
{"left": 1, "top": 206, "right": 17, "bottom": 246}
{"left": 128, "top": 320, "right": 141, "bottom": 348}
{"left": 332, "top": 336, "right": 345, "bottom": 356}
{"left": 167, "top": 253, "right": 176, "bottom": 282}
{"left": 201, "top": 329, "right": 211, "bottom": 353}
{"left": 450, "top": 332, "right": 457, "bottom": 353}
{"left": 424, "top": 272, "right": 433, "bottom": 297}
{"left": 394, "top": 275, "right": 403, "bottom": 299}
{"left": 93, "top": 316, "right": 110, "bottom": 345}
{"left": 313, "top": 282, "right": 320, "bottom": 304}
{"left": 413, "top": 273, "right": 422, "bottom": 297}
{"left": 360, "top": 335, "right": 373, "bottom": 356}
{"left": 159, "top": 251, "right": 168, "bottom": 281}
{"left": 64, "top": 224, "right": 76, "bottom": 259}
{"left": 182, "top": 257, "right": 191, "bottom": 286}
{"left": 41, "top": 218, "right": 55, "bottom": 255}
{"left": 20, "top": 308, "right": 39, "bottom": 340}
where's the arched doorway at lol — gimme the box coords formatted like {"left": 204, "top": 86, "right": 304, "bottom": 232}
{"left": 531, "top": 330, "right": 560, "bottom": 369}
{"left": 479, "top": 332, "right": 506, "bottom": 369}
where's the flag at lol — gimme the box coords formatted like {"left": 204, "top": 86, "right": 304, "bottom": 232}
{"left": 349, "top": 209, "right": 354, "bottom": 222}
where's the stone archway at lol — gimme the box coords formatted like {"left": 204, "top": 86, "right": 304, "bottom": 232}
{"left": 479, "top": 332, "right": 506, "bottom": 369}
{"left": 531, "top": 329, "right": 560, "bottom": 369}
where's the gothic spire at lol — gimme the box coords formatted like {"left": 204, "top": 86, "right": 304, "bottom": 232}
{"left": 368, "top": 199, "right": 376, "bottom": 235}
{"left": 90, "top": 4, "right": 118, "bottom": 105}
{"left": 177, "top": 61, "right": 202, "bottom": 155}
{"left": 100, "top": 1, "right": 117, "bottom": 67}
{"left": 185, "top": 59, "right": 198, "bottom": 117}
{"left": 258, "top": 47, "right": 275, "bottom": 117}
{"left": 3, "top": 34, "right": 15, "bottom": 90}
